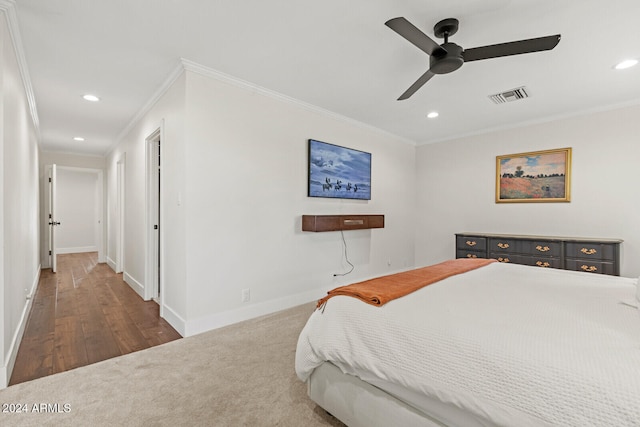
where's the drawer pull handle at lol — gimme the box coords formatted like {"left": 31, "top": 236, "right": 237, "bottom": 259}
{"left": 536, "top": 245, "right": 550, "bottom": 252}
{"left": 581, "top": 265, "right": 598, "bottom": 272}
{"left": 536, "top": 261, "right": 550, "bottom": 268}
{"left": 343, "top": 219, "right": 364, "bottom": 225}
{"left": 497, "top": 242, "right": 510, "bottom": 249}
{"left": 497, "top": 257, "right": 510, "bottom": 263}
{"left": 466, "top": 254, "right": 478, "bottom": 258}
{"left": 465, "top": 241, "right": 477, "bottom": 247}
{"left": 580, "top": 248, "right": 597, "bottom": 255}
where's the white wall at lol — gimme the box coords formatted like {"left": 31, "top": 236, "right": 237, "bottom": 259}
{"left": 415, "top": 104, "right": 640, "bottom": 277}
{"left": 0, "top": 9, "right": 41, "bottom": 388}
{"left": 106, "top": 71, "right": 187, "bottom": 322}
{"left": 39, "top": 151, "right": 106, "bottom": 170}
{"left": 106, "top": 64, "right": 416, "bottom": 336}
{"left": 55, "top": 168, "right": 99, "bottom": 254}
{"left": 181, "top": 69, "right": 416, "bottom": 335}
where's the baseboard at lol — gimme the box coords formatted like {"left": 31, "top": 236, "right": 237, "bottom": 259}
{"left": 161, "top": 303, "right": 186, "bottom": 337}
{"left": 27, "top": 266, "right": 40, "bottom": 299}
{"left": 183, "top": 287, "right": 325, "bottom": 337}
{"left": 123, "top": 272, "right": 145, "bottom": 300}
{"left": 106, "top": 256, "right": 117, "bottom": 272}
{"left": 1, "top": 265, "right": 41, "bottom": 389}
{"left": 180, "top": 266, "right": 418, "bottom": 338}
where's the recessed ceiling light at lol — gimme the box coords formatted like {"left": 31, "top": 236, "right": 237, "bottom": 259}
{"left": 83, "top": 94, "right": 100, "bottom": 102}
{"left": 614, "top": 59, "right": 638, "bottom": 70}
{"left": 427, "top": 111, "right": 439, "bottom": 119}
{"left": 73, "top": 137, "right": 85, "bottom": 141}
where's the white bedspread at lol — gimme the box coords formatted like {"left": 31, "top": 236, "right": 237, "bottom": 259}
{"left": 296, "top": 262, "right": 640, "bottom": 426}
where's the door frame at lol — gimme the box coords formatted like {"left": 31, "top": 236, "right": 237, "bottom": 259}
{"left": 145, "top": 124, "right": 164, "bottom": 310}
{"left": 45, "top": 165, "right": 106, "bottom": 269}
{"left": 49, "top": 164, "right": 57, "bottom": 272}
{"left": 55, "top": 166, "right": 105, "bottom": 262}
{"left": 116, "top": 154, "right": 126, "bottom": 274}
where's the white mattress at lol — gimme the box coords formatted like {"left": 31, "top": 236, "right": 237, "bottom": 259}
{"left": 295, "top": 262, "right": 640, "bottom": 426}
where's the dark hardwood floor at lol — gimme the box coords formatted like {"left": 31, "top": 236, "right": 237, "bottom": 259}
{"left": 9, "top": 252, "right": 181, "bottom": 386}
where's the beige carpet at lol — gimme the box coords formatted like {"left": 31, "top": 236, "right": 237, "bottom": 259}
{"left": 0, "top": 302, "right": 344, "bottom": 427}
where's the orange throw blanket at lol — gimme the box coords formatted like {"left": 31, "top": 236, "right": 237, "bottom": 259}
{"left": 317, "top": 258, "right": 496, "bottom": 309}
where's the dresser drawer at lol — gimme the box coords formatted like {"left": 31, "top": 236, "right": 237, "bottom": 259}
{"left": 522, "top": 240, "right": 562, "bottom": 257}
{"left": 522, "top": 256, "right": 562, "bottom": 269}
{"left": 456, "top": 236, "right": 487, "bottom": 252}
{"left": 457, "top": 249, "right": 486, "bottom": 259}
{"left": 490, "top": 253, "right": 522, "bottom": 264}
{"left": 565, "top": 259, "right": 616, "bottom": 275}
{"left": 565, "top": 242, "right": 616, "bottom": 261}
{"left": 488, "top": 238, "right": 519, "bottom": 253}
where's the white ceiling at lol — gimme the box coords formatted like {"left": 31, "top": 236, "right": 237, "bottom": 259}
{"left": 12, "top": 0, "right": 640, "bottom": 157}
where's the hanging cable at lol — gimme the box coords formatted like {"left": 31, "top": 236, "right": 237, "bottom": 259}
{"left": 333, "top": 229, "right": 354, "bottom": 277}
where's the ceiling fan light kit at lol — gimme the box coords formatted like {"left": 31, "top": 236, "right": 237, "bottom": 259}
{"left": 385, "top": 17, "right": 561, "bottom": 100}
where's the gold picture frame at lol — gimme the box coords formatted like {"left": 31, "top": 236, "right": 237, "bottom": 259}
{"left": 496, "top": 147, "right": 571, "bottom": 203}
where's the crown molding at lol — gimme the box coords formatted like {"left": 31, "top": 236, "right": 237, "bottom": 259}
{"left": 109, "top": 58, "right": 415, "bottom": 157}
{"left": 180, "top": 59, "right": 416, "bottom": 146}
{"left": 418, "top": 97, "right": 640, "bottom": 146}
{"left": 107, "top": 60, "right": 185, "bottom": 156}
{"left": 0, "top": 0, "right": 40, "bottom": 135}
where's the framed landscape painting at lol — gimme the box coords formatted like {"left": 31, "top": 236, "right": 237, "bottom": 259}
{"left": 308, "top": 139, "right": 371, "bottom": 200}
{"left": 496, "top": 147, "right": 572, "bottom": 203}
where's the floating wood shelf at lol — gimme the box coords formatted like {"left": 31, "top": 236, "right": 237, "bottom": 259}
{"left": 302, "top": 215, "right": 385, "bottom": 232}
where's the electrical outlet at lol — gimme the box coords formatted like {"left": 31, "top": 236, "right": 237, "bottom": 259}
{"left": 241, "top": 288, "right": 250, "bottom": 303}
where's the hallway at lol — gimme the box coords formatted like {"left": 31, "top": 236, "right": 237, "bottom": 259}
{"left": 10, "top": 252, "right": 181, "bottom": 385}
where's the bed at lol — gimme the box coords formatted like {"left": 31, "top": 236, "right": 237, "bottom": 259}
{"left": 295, "top": 260, "right": 640, "bottom": 427}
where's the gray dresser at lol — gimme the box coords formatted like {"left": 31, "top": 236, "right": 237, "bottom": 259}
{"left": 455, "top": 233, "right": 622, "bottom": 276}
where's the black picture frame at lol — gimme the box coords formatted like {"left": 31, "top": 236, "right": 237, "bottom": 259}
{"left": 307, "top": 139, "right": 372, "bottom": 200}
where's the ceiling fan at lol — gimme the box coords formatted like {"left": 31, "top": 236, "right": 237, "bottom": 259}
{"left": 385, "top": 17, "right": 561, "bottom": 100}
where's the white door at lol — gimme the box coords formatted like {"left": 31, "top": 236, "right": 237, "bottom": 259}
{"left": 152, "top": 138, "right": 160, "bottom": 300}
{"left": 146, "top": 131, "right": 161, "bottom": 302}
{"left": 49, "top": 164, "right": 59, "bottom": 272}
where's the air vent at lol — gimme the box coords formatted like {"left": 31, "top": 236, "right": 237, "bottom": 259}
{"left": 489, "top": 86, "right": 530, "bottom": 104}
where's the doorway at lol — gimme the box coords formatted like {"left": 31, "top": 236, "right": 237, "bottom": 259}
{"left": 45, "top": 165, "right": 105, "bottom": 272}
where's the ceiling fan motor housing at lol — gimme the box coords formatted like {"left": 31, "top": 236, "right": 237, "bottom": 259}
{"left": 430, "top": 42, "right": 463, "bottom": 74}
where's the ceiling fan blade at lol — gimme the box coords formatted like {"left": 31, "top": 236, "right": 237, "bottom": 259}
{"left": 398, "top": 70, "right": 436, "bottom": 100}
{"left": 462, "top": 34, "right": 561, "bottom": 62}
{"left": 385, "top": 17, "right": 445, "bottom": 56}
